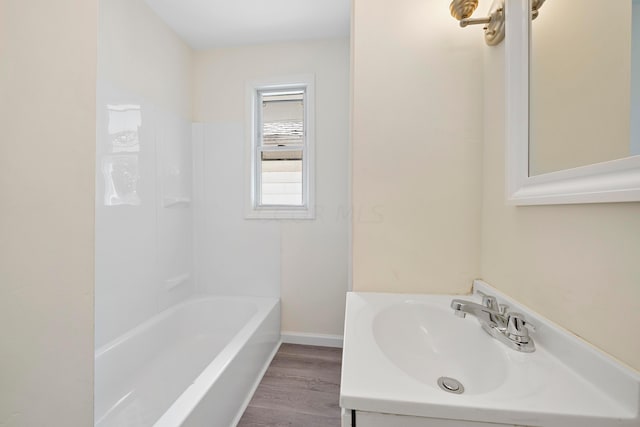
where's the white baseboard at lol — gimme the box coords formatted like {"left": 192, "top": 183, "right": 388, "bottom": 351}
{"left": 281, "top": 331, "right": 343, "bottom": 348}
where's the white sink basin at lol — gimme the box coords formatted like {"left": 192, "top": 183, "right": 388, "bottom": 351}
{"left": 373, "top": 300, "right": 508, "bottom": 395}
{"left": 340, "top": 281, "right": 640, "bottom": 427}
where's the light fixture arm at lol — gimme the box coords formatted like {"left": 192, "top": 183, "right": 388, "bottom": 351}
{"left": 450, "top": 0, "right": 545, "bottom": 46}
{"left": 459, "top": 16, "right": 492, "bottom": 28}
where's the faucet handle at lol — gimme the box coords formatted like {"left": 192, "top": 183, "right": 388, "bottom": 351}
{"left": 477, "top": 291, "right": 498, "bottom": 311}
{"left": 506, "top": 312, "right": 536, "bottom": 342}
{"left": 498, "top": 304, "right": 509, "bottom": 315}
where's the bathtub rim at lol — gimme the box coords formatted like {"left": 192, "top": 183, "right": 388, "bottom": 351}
{"left": 94, "top": 294, "right": 280, "bottom": 427}
{"left": 94, "top": 294, "right": 276, "bottom": 359}
{"left": 151, "top": 295, "right": 280, "bottom": 427}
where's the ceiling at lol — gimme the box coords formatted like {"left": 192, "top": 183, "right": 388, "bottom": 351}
{"left": 145, "top": 0, "right": 351, "bottom": 50}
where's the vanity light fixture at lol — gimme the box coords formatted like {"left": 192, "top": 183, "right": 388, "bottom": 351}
{"left": 449, "top": 0, "right": 545, "bottom": 46}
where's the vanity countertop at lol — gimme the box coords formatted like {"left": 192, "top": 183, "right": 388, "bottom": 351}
{"left": 339, "top": 281, "right": 640, "bottom": 427}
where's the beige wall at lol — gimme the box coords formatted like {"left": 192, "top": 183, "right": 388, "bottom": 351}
{"left": 351, "top": 0, "right": 484, "bottom": 293}
{"left": 350, "top": 0, "right": 640, "bottom": 373}
{"left": 194, "top": 39, "right": 350, "bottom": 337}
{"left": 0, "top": 0, "right": 97, "bottom": 425}
{"left": 99, "top": 0, "right": 193, "bottom": 119}
{"left": 482, "top": 43, "right": 640, "bottom": 372}
{"left": 530, "top": 0, "right": 632, "bottom": 175}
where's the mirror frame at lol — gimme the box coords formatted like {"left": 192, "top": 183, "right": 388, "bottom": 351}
{"left": 505, "top": 0, "right": 640, "bottom": 205}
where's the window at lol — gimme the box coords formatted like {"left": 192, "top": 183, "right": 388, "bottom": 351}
{"left": 246, "top": 76, "right": 315, "bottom": 219}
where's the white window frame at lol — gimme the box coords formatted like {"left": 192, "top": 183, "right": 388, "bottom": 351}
{"left": 245, "top": 74, "right": 315, "bottom": 219}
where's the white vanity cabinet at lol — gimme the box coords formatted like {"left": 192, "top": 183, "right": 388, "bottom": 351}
{"left": 342, "top": 409, "right": 530, "bottom": 427}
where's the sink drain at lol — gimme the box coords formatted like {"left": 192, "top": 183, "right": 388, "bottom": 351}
{"left": 437, "top": 377, "right": 465, "bottom": 394}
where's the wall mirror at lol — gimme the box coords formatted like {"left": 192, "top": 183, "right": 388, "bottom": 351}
{"left": 506, "top": 0, "right": 640, "bottom": 205}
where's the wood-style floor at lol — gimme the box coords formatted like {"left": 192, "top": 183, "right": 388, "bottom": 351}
{"left": 237, "top": 343, "right": 343, "bottom": 427}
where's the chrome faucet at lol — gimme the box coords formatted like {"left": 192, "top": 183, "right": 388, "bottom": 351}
{"left": 451, "top": 292, "right": 536, "bottom": 352}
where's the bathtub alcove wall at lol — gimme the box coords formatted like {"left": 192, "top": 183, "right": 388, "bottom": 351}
{"left": 95, "top": 0, "right": 195, "bottom": 352}
{"left": 95, "top": 0, "right": 349, "bottom": 425}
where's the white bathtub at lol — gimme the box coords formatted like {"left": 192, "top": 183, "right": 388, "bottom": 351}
{"left": 95, "top": 295, "right": 280, "bottom": 427}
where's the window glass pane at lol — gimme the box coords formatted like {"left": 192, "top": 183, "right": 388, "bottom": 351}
{"left": 261, "top": 151, "right": 303, "bottom": 206}
{"left": 261, "top": 91, "right": 304, "bottom": 147}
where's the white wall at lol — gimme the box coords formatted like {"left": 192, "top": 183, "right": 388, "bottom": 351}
{"left": 193, "top": 39, "right": 350, "bottom": 337}
{"left": 351, "top": 0, "right": 484, "bottom": 294}
{"left": 95, "top": 0, "right": 194, "bottom": 347}
{"left": 192, "top": 122, "right": 282, "bottom": 298}
{"left": 481, "top": 31, "right": 640, "bottom": 372}
{"left": 0, "top": 0, "right": 97, "bottom": 425}
{"left": 98, "top": 0, "right": 192, "bottom": 118}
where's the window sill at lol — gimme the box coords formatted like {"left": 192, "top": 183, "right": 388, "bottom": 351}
{"left": 245, "top": 207, "right": 315, "bottom": 220}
